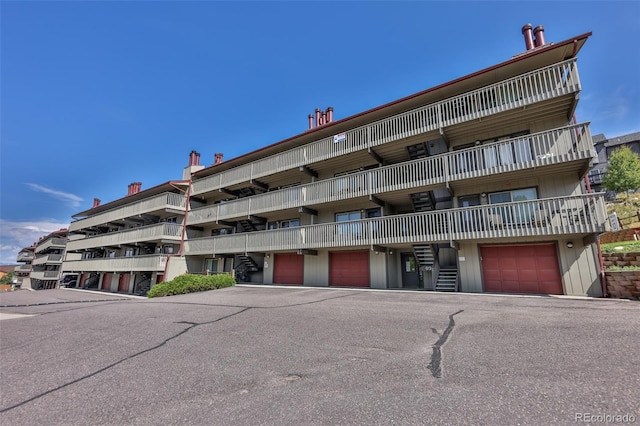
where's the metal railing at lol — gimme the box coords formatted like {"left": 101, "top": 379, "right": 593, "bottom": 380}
{"left": 185, "top": 193, "right": 606, "bottom": 256}
{"left": 61, "top": 254, "right": 169, "bottom": 272}
{"left": 66, "top": 223, "right": 185, "bottom": 251}
{"left": 69, "top": 192, "right": 188, "bottom": 232}
{"left": 189, "top": 123, "right": 593, "bottom": 225}
{"left": 32, "top": 253, "right": 64, "bottom": 266}
{"left": 192, "top": 59, "right": 580, "bottom": 195}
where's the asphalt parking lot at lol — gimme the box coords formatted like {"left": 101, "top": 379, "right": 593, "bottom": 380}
{"left": 1, "top": 286, "right": 638, "bottom": 425}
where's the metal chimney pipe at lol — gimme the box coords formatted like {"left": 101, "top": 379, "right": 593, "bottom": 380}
{"left": 214, "top": 153, "right": 223, "bottom": 164}
{"left": 93, "top": 198, "right": 101, "bottom": 208}
{"left": 127, "top": 183, "right": 133, "bottom": 196}
{"left": 194, "top": 151, "right": 200, "bottom": 165}
{"left": 320, "top": 111, "right": 327, "bottom": 126}
{"left": 315, "top": 108, "right": 321, "bottom": 128}
{"left": 308, "top": 114, "right": 314, "bottom": 129}
{"left": 521, "top": 23, "right": 534, "bottom": 50}
{"left": 327, "top": 107, "right": 334, "bottom": 123}
{"left": 533, "top": 25, "right": 546, "bottom": 47}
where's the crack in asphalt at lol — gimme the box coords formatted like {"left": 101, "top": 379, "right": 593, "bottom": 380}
{"left": 0, "top": 299, "right": 131, "bottom": 308}
{"left": 0, "top": 292, "right": 358, "bottom": 413}
{"left": 427, "top": 310, "right": 464, "bottom": 379}
{"left": 0, "top": 307, "right": 249, "bottom": 414}
{"left": 149, "top": 291, "right": 358, "bottom": 309}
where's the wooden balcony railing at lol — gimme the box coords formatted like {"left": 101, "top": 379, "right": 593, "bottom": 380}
{"left": 185, "top": 193, "right": 606, "bottom": 256}
{"left": 189, "top": 123, "right": 594, "bottom": 225}
{"left": 61, "top": 254, "right": 169, "bottom": 273}
{"left": 66, "top": 223, "right": 186, "bottom": 252}
{"left": 69, "top": 192, "right": 187, "bottom": 232}
{"left": 32, "top": 253, "right": 64, "bottom": 266}
{"left": 192, "top": 59, "right": 581, "bottom": 196}
{"left": 30, "top": 270, "right": 60, "bottom": 280}
{"left": 35, "top": 238, "right": 67, "bottom": 254}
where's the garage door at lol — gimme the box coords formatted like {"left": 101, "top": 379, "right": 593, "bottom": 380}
{"left": 329, "top": 250, "right": 369, "bottom": 287}
{"left": 101, "top": 273, "right": 112, "bottom": 291}
{"left": 273, "top": 254, "right": 304, "bottom": 285}
{"left": 481, "top": 244, "right": 563, "bottom": 294}
{"left": 118, "top": 273, "right": 130, "bottom": 293}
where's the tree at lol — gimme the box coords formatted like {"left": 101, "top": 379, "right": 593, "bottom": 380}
{"left": 0, "top": 271, "right": 15, "bottom": 285}
{"left": 602, "top": 146, "right": 640, "bottom": 202}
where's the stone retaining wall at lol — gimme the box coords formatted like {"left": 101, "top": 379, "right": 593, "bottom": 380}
{"left": 599, "top": 227, "right": 640, "bottom": 244}
{"left": 604, "top": 251, "right": 640, "bottom": 300}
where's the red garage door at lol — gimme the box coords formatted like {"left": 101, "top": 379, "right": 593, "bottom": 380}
{"left": 481, "top": 244, "right": 563, "bottom": 294}
{"left": 329, "top": 251, "right": 370, "bottom": 287}
{"left": 118, "top": 273, "right": 130, "bottom": 293}
{"left": 101, "top": 273, "right": 112, "bottom": 291}
{"left": 273, "top": 254, "right": 304, "bottom": 285}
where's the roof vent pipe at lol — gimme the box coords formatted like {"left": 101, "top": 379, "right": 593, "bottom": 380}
{"left": 308, "top": 114, "right": 314, "bottom": 130}
{"left": 533, "top": 25, "right": 546, "bottom": 47}
{"left": 522, "top": 23, "right": 534, "bottom": 50}
{"left": 93, "top": 198, "right": 101, "bottom": 208}
{"left": 214, "top": 153, "right": 223, "bottom": 165}
{"left": 315, "top": 108, "right": 321, "bottom": 128}
{"left": 327, "top": 107, "right": 333, "bottom": 123}
{"left": 188, "top": 150, "right": 200, "bottom": 166}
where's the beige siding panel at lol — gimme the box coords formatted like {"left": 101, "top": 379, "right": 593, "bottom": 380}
{"left": 370, "top": 251, "right": 387, "bottom": 289}
{"left": 558, "top": 239, "right": 602, "bottom": 297}
{"left": 388, "top": 252, "right": 402, "bottom": 289}
{"left": 303, "top": 251, "right": 329, "bottom": 286}
{"left": 458, "top": 242, "right": 483, "bottom": 293}
{"left": 262, "top": 255, "right": 274, "bottom": 284}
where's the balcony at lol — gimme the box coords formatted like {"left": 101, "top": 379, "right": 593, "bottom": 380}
{"left": 69, "top": 192, "right": 188, "bottom": 233}
{"left": 36, "top": 238, "right": 66, "bottom": 254}
{"left": 30, "top": 270, "right": 60, "bottom": 280}
{"left": 189, "top": 123, "right": 594, "bottom": 225}
{"left": 16, "top": 252, "right": 34, "bottom": 263}
{"left": 192, "top": 59, "right": 581, "bottom": 196}
{"left": 66, "top": 223, "right": 185, "bottom": 252}
{"left": 14, "top": 264, "right": 31, "bottom": 273}
{"left": 61, "top": 254, "right": 168, "bottom": 273}
{"left": 185, "top": 193, "right": 606, "bottom": 256}
{"left": 32, "top": 253, "right": 64, "bottom": 266}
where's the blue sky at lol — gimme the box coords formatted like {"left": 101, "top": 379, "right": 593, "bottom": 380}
{"left": 1, "top": 1, "right": 639, "bottom": 264}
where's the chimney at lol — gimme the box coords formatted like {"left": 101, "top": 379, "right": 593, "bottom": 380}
{"left": 326, "top": 107, "right": 334, "bottom": 123}
{"left": 188, "top": 150, "right": 201, "bottom": 166}
{"left": 93, "top": 198, "right": 101, "bottom": 208}
{"left": 128, "top": 182, "right": 141, "bottom": 195}
{"left": 315, "top": 108, "right": 321, "bottom": 128}
{"left": 214, "top": 153, "right": 223, "bottom": 164}
{"left": 522, "top": 23, "right": 534, "bottom": 50}
{"left": 308, "top": 114, "right": 314, "bottom": 130}
{"left": 533, "top": 25, "right": 546, "bottom": 47}
{"left": 127, "top": 183, "right": 133, "bottom": 196}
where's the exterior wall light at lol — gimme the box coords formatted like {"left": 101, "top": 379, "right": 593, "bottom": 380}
{"left": 566, "top": 242, "right": 574, "bottom": 248}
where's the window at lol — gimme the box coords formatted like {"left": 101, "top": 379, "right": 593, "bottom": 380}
{"left": 336, "top": 210, "right": 364, "bottom": 237}
{"left": 124, "top": 248, "right": 136, "bottom": 257}
{"left": 267, "top": 219, "right": 300, "bottom": 230}
{"left": 489, "top": 187, "right": 538, "bottom": 225}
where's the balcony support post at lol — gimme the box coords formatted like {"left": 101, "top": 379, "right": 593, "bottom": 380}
{"left": 250, "top": 179, "right": 269, "bottom": 191}
{"left": 367, "top": 147, "right": 384, "bottom": 165}
{"left": 298, "top": 206, "right": 318, "bottom": 216}
{"left": 369, "top": 195, "right": 385, "bottom": 207}
{"left": 299, "top": 166, "right": 318, "bottom": 178}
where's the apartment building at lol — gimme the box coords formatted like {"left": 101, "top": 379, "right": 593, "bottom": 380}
{"left": 588, "top": 131, "right": 640, "bottom": 193}
{"left": 30, "top": 229, "right": 68, "bottom": 290}
{"left": 182, "top": 24, "right": 607, "bottom": 296}
{"left": 14, "top": 244, "right": 35, "bottom": 289}
{"left": 60, "top": 155, "right": 208, "bottom": 295}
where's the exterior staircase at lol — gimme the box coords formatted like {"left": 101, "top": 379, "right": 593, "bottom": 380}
{"left": 238, "top": 216, "right": 266, "bottom": 232}
{"left": 238, "top": 255, "right": 261, "bottom": 272}
{"left": 410, "top": 191, "right": 435, "bottom": 213}
{"left": 435, "top": 268, "right": 458, "bottom": 292}
{"left": 413, "top": 243, "right": 437, "bottom": 271}
{"left": 134, "top": 278, "right": 151, "bottom": 296}
{"left": 406, "top": 142, "right": 428, "bottom": 159}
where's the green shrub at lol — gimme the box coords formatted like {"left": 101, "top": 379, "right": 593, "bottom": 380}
{"left": 147, "top": 273, "right": 235, "bottom": 298}
{"left": 601, "top": 240, "right": 640, "bottom": 253}
{"left": 605, "top": 265, "right": 640, "bottom": 272}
